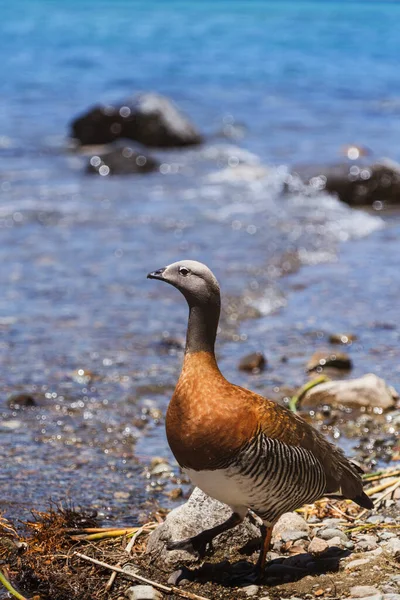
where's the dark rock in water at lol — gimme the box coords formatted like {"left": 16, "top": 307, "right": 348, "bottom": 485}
{"left": 328, "top": 332, "right": 357, "bottom": 345}
{"left": 7, "top": 393, "right": 37, "bottom": 408}
{"left": 293, "top": 161, "right": 400, "bottom": 207}
{"left": 71, "top": 93, "right": 203, "bottom": 148}
{"left": 306, "top": 350, "right": 352, "bottom": 373}
{"left": 239, "top": 352, "right": 267, "bottom": 373}
{"left": 86, "top": 147, "right": 158, "bottom": 176}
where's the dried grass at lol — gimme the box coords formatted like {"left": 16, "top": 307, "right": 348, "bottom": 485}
{"left": 0, "top": 506, "right": 160, "bottom": 600}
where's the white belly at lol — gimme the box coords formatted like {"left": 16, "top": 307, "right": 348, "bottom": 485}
{"left": 184, "top": 467, "right": 250, "bottom": 518}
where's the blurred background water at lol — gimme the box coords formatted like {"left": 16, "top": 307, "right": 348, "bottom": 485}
{"left": 0, "top": 0, "right": 399, "bottom": 524}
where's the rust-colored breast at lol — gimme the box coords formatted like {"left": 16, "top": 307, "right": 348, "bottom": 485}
{"left": 166, "top": 352, "right": 259, "bottom": 471}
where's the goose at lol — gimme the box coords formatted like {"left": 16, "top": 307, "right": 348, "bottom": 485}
{"left": 147, "top": 260, "right": 372, "bottom": 576}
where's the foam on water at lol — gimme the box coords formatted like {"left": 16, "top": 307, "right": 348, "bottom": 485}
{"left": 199, "top": 154, "right": 384, "bottom": 263}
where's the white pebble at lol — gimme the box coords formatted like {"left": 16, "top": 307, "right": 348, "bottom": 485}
{"left": 125, "top": 585, "right": 163, "bottom": 600}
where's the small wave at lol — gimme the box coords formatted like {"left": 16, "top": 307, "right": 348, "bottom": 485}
{"left": 206, "top": 164, "right": 270, "bottom": 183}
{"left": 200, "top": 143, "right": 261, "bottom": 166}
{"left": 201, "top": 160, "right": 384, "bottom": 243}
{"left": 250, "top": 288, "right": 288, "bottom": 317}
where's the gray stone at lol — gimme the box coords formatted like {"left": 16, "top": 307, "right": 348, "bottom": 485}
{"left": 355, "top": 535, "right": 378, "bottom": 551}
{"left": 146, "top": 488, "right": 259, "bottom": 569}
{"left": 125, "top": 585, "right": 163, "bottom": 600}
{"left": 383, "top": 595, "right": 400, "bottom": 600}
{"left": 319, "top": 528, "right": 348, "bottom": 541}
{"left": 345, "top": 558, "right": 371, "bottom": 570}
{"left": 366, "top": 515, "right": 384, "bottom": 525}
{"left": 321, "top": 517, "right": 343, "bottom": 526}
{"left": 347, "top": 596, "right": 382, "bottom": 600}
{"left": 241, "top": 585, "right": 260, "bottom": 597}
{"left": 280, "top": 529, "right": 309, "bottom": 543}
{"left": 384, "top": 538, "right": 400, "bottom": 557}
{"left": 378, "top": 532, "right": 396, "bottom": 541}
{"left": 390, "top": 576, "right": 400, "bottom": 584}
{"left": 350, "top": 586, "right": 381, "bottom": 598}
{"left": 308, "top": 537, "right": 329, "bottom": 554}
{"left": 302, "top": 373, "right": 397, "bottom": 410}
{"left": 167, "top": 568, "right": 192, "bottom": 586}
{"left": 272, "top": 512, "right": 309, "bottom": 542}
{"left": 356, "top": 534, "right": 378, "bottom": 543}
{"left": 327, "top": 536, "right": 345, "bottom": 548}
{"left": 307, "top": 515, "right": 321, "bottom": 524}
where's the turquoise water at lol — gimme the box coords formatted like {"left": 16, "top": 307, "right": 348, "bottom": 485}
{"left": 2, "top": 0, "right": 400, "bottom": 162}
{"left": 0, "top": 1, "right": 399, "bottom": 523}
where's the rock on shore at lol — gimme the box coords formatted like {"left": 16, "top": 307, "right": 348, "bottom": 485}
{"left": 146, "top": 487, "right": 260, "bottom": 569}
{"left": 146, "top": 488, "right": 314, "bottom": 571}
{"left": 71, "top": 93, "right": 203, "bottom": 148}
{"left": 301, "top": 373, "right": 398, "bottom": 410}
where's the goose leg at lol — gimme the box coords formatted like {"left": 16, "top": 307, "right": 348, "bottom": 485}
{"left": 167, "top": 511, "right": 244, "bottom": 556}
{"left": 255, "top": 524, "right": 273, "bottom": 580}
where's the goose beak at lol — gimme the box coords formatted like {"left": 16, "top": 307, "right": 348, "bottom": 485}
{"left": 147, "top": 267, "right": 166, "bottom": 280}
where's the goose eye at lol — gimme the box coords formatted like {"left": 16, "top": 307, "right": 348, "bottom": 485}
{"left": 179, "top": 266, "right": 190, "bottom": 277}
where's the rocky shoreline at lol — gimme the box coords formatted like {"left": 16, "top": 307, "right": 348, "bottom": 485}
{"left": 1, "top": 468, "right": 400, "bottom": 600}
{"left": 1, "top": 363, "right": 399, "bottom": 600}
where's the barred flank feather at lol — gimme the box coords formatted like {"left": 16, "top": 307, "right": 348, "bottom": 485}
{"left": 227, "top": 434, "right": 327, "bottom": 523}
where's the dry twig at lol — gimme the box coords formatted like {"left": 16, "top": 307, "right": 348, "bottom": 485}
{"left": 104, "top": 523, "right": 153, "bottom": 593}
{"left": 325, "top": 503, "right": 356, "bottom": 521}
{"left": 75, "top": 551, "right": 210, "bottom": 600}
{"left": 362, "top": 469, "right": 400, "bottom": 482}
